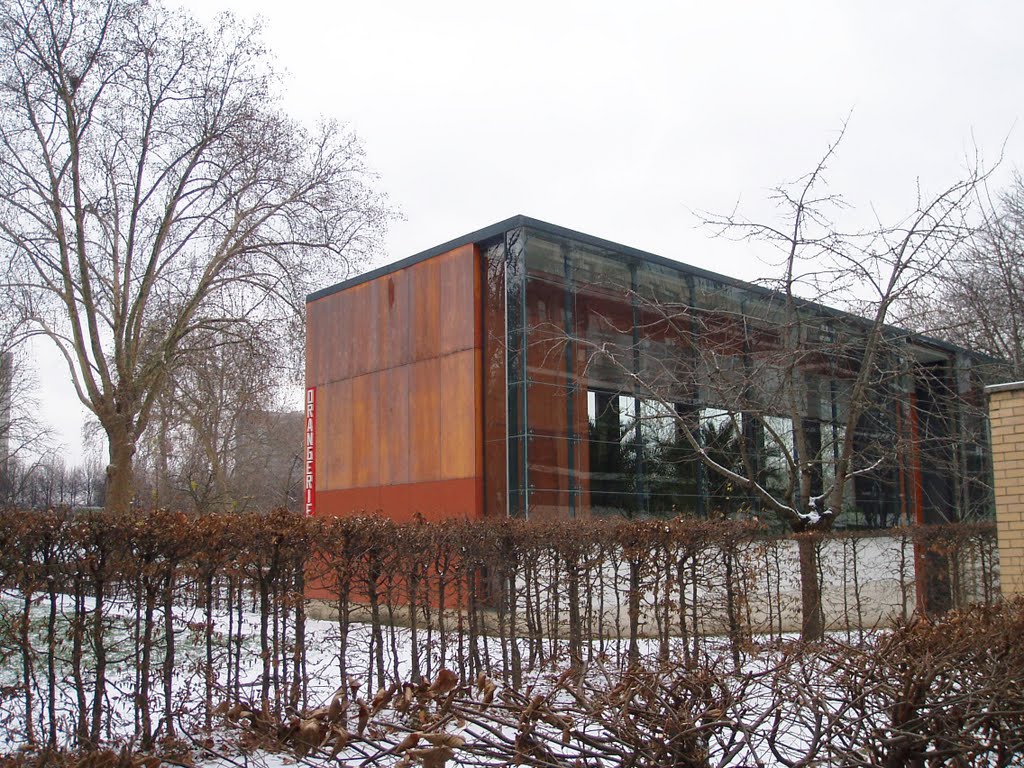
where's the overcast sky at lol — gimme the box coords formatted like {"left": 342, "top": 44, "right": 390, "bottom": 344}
{"left": 30, "top": 0, "right": 1023, "bottom": 465}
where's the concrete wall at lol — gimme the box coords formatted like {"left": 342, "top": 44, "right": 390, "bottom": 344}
{"left": 988, "top": 381, "right": 1024, "bottom": 597}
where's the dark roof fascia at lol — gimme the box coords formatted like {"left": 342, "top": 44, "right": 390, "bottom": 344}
{"left": 307, "top": 213, "right": 751, "bottom": 304}
{"left": 306, "top": 215, "right": 527, "bottom": 303}
{"left": 306, "top": 214, "right": 997, "bottom": 363}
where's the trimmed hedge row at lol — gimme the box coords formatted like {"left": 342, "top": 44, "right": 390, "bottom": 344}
{"left": 0, "top": 509, "right": 999, "bottom": 752}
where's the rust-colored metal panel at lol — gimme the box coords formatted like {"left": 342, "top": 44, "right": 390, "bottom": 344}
{"left": 378, "top": 478, "right": 479, "bottom": 522}
{"left": 438, "top": 245, "right": 477, "bottom": 355}
{"left": 316, "top": 478, "right": 477, "bottom": 522}
{"left": 315, "top": 486, "right": 382, "bottom": 518}
{"left": 439, "top": 349, "right": 476, "bottom": 480}
{"left": 308, "top": 294, "right": 341, "bottom": 387}
{"left": 333, "top": 290, "right": 354, "bottom": 382}
{"left": 379, "top": 365, "right": 410, "bottom": 485}
{"left": 310, "top": 245, "right": 480, "bottom": 385}
{"left": 346, "top": 283, "right": 365, "bottom": 377}
{"left": 319, "top": 299, "right": 334, "bottom": 385}
{"left": 409, "top": 357, "right": 441, "bottom": 482}
{"left": 309, "top": 244, "right": 489, "bottom": 520}
{"left": 411, "top": 258, "right": 441, "bottom": 362}
{"left": 352, "top": 282, "right": 382, "bottom": 377}
{"left": 472, "top": 251, "right": 485, "bottom": 518}
{"left": 347, "top": 289, "right": 363, "bottom": 380}
{"left": 368, "top": 280, "right": 385, "bottom": 376}
{"left": 305, "top": 298, "right": 321, "bottom": 385}
{"left": 376, "top": 275, "right": 394, "bottom": 370}
{"left": 321, "top": 378, "right": 353, "bottom": 491}
{"left": 351, "top": 372, "right": 380, "bottom": 488}
{"left": 379, "top": 271, "right": 411, "bottom": 369}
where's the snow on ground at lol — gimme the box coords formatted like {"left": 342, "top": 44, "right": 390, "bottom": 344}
{"left": 3, "top": 589, "right": 1016, "bottom": 767}
{"left": 0, "top": 587, "right": 804, "bottom": 766}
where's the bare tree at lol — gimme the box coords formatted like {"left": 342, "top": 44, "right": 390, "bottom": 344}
{"left": 571, "top": 129, "right": 989, "bottom": 639}
{"left": 0, "top": 0, "right": 392, "bottom": 511}
{"left": 905, "top": 172, "right": 1024, "bottom": 377}
{"left": 0, "top": 350, "right": 12, "bottom": 479}
{"left": 133, "top": 325, "right": 301, "bottom": 513}
{"left": 0, "top": 342, "right": 56, "bottom": 506}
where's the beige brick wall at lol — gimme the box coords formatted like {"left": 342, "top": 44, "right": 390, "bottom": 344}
{"left": 988, "top": 381, "right": 1024, "bottom": 597}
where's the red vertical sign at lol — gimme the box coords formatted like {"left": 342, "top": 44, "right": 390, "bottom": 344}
{"left": 304, "top": 386, "right": 316, "bottom": 516}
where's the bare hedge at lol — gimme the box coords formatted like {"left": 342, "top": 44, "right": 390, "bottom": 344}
{"left": 0, "top": 509, "right": 1002, "bottom": 758}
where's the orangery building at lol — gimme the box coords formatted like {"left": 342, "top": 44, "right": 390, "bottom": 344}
{"left": 304, "top": 216, "right": 997, "bottom": 526}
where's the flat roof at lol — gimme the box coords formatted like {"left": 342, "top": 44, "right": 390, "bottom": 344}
{"left": 306, "top": 214, "right": 1001, "bottom": 363}
{"left": 308, "top": 214, "right": 788, "bottom": 303}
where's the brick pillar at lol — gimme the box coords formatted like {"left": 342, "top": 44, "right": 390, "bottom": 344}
{"left": 988, "top": 381, "right": 1024, "bottom": 597}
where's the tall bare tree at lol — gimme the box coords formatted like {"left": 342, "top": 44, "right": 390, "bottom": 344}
{"left": 0, "top": 0, "right": 391, "bottom": 510}
{"left": 905, "top": 173, "right": 1024, "bottom": 377}
{"left": 573, "top": 130, "right": 989, "bottom": 639}
{"left": 133, "top": 324, "right": 303, "bottom": 514}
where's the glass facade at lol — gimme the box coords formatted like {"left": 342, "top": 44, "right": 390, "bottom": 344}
{"left": 482, "top": 226, "right": 995, "bottom": 526}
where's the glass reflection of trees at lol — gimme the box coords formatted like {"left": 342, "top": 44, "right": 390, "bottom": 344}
{"left": 500, "top": 228, "right": 995, "bottom": 526}
{"left": 586, "top": 393, "right": 817, "bottom": 520}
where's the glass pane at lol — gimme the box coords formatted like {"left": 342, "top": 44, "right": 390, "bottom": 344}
{"left": 482, "top": 240, "right": 507, "bottom": 518}
{"left": 524, "top": 234, "right": 565, "bottom": 277}
{"left": 698, "top": 408, "right": 748, "bottom": 515}
{"left": 525, "top": 277, "right": 570, "bottom": 386}
{"left": 641, "top": 402, "right": 701, "bottom": 517}
{"left": 635, "top": 261, "right": 689, "bottom": 305}
{"left": 571, "top": 244, "right": 632, "bottom": 292}
{"left": 527, "top": 489, "right": 582, "bottom": 519}
{"left": 762, "top": 414, "right": 794, "bottom": 497}
{"left": 505, "top": 228, "right": 527, "bottom": 516}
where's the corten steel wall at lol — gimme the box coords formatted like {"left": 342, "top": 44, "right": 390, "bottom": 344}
{"left": 306, "top": 244, "right": 484, "bottom": 522}
{"left": 989, "top": 381, "right": 1024, "bottom": 597}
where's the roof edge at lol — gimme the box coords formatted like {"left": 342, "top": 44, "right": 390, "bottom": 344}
{"left": 306, "top": 215, "right": 528, "bottom": 303}
{"left": 305, "top": 214, "right": 1005, "bottom": 364}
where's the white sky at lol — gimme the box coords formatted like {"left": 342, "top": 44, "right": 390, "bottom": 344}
{"left": 28, "top": 0, "right": 1024, "bottom": 465}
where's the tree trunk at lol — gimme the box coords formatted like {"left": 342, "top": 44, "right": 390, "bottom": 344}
{"left": 105, "top": 428, "right": 136, "bottom": 512}
{"left": 90, "top": 572, "right": 107, "bottom": 746}
{"left": 155, "top": 406, "right": 171, "bottom": 508}
{"left": 21, "top": 589, "right": 35, "bottom": 744}
{"left": 797, "top": 535, "right": 825, "bottom": 641}
{"left": 627, "top": 557, "right": 641, "bottom": 666}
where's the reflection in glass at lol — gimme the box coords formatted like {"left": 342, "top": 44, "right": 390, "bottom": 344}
{"left": 488, "top": 225, "right": 991, "bottom": 525}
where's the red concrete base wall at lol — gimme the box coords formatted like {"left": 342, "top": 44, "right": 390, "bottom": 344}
{"left": 304, "top": 479, "right": 484, "bottom": 603}
{"left": 315, "top": 478, "right": 482, "bottom": 523}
